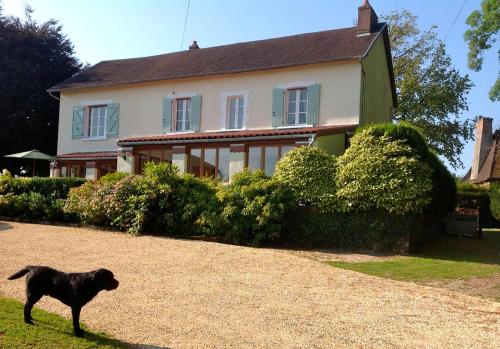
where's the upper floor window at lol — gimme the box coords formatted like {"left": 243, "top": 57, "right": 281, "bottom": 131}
{"left": 88, "top": 106, "right": 106, "bottom": 138}
{"left": 227, "top": 95, "right": 244, "bottom": 129}
{"left": 286, "top": 88, "right": 307, "bottom": 125}
{"left": 175, "top": 98, "right": 192, "bottom": 131}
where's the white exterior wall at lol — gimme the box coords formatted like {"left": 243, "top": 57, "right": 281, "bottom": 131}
{"left": 57, "top": 61, "right": 361, "bottom": 155}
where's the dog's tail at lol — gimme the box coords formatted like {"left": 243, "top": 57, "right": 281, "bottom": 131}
{"left": 7, "top": 266, "right": 34, "bottom": 280}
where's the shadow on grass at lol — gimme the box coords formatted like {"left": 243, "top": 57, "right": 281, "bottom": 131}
{"left": 0, "top": 221, "right": 12, "bottom": 231}
{"left": 413, "top": 229, "right": 500, "bottom": 265}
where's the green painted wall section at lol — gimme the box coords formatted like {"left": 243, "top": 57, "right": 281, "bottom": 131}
{"left": 360, "top": 35, "right": 393, "bottom": 126}
{"left": 313, "top": 134, "right": 345, "bottom": 156}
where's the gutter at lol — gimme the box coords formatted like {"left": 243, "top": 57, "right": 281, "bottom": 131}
{"left": 118, "top": 133, "right": 315, "bottom": 147}
{"left": 48, "top": 90, "right": 60, "bottom": 101}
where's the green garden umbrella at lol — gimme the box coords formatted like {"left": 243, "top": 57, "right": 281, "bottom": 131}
{"left": 4, "top": 150, "right": 55, "bottom": 176}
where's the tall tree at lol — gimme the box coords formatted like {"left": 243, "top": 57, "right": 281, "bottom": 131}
{"left": 382, "top": 10, "right": 474, "bottom": 168}
{"left": 464, "top": 0, "right": 500, "bottom": 102}
{"left": 0, "top": 4, "right": 82, "bottom": 175}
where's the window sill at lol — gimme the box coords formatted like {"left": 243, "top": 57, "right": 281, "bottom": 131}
{"left": 209, "top": 128, "right": 248, "bottom": 133}
{"left": 82, "top": 137, "right": 108, "bottom": 141}
{"left": 276, "top": 124, "right": 312, "bottom": 129}
{"left": 163, "top": 130, "right": 195, "bottom": 135}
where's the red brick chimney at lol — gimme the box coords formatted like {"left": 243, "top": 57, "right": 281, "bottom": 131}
{"left": 471, "top": 116, "right": 493, "bottom": 180}
{"left": 357, "top": 0, "right": 379, "bottom": 36}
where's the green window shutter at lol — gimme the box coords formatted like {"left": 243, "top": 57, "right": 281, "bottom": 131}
{"left": 162, "top": 97, "right": 172, "bottom": 133}
{"left": 72, "top": 106, "right": 84, "bottom": 139}
{"left": 272, "top": 88, "right": 284, "bottom": 127}
{"left": 191, "top": 95, "right": 202, "bottom": 132}
{"left": 307, "top": 83, "right": 321, "bottom": 125}
{"left": 106, "top": 103, "right": 120, "bottom": 138}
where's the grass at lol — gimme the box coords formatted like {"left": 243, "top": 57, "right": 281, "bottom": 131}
{"left": 328, "top": 229, "right": 500, "bottom": 282}
{"left": 0, "top": 297, "right": 126, "bottom": 349}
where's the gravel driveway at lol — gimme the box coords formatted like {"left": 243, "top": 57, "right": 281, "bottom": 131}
{"left": 0, "top": 221, "right": 498, "bottom": 348}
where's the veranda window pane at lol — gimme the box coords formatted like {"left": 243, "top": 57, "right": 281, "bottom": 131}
{"left": 299, "top": 113, "right": 307, "bottom": 124}
{"left": 218, "top": 148, "right": 230, "bottom": 181}
{"left": 248, "top": 147, "right": 261, "bottom": 171}
{"left": 189, "top": 148, "right": 201, "bottom": 175}
{"left": 203, "top": 149, "right": 217, "bottom": 177}
{"left": 163, "top": 149, "right": 173, "bottom": 163}
{"left": 280, "top": 145, "right": 294, "bottom": 157}
{"left": 264, "top": 146, "right": 279, "bottom": 176}
{"left": 150, "top": 149, "right": 162, "bottom": 163}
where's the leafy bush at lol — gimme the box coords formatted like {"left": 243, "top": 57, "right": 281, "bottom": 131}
{"left": 0, "top": 176, "right": 85, "bottom": 198}
{"left": 0, "top": 171, "right": 84, "bottom": 222}
{"left": 282, "top": 208, "right": 414, "bottom": 251}
{"left": 273, "top": 146, "right": 337, "bottom": 212}
{"left": 456, "top": 180, "right": 489, "bottom": 197}
{"left": 489, "top": 182, "right": 500, "bottom": 222}
{"left": 359, "top": 123, "right": 456, "bottom": 217}
{"left": 336, "top": 130, "right": 433, "bottom": 214}
{"left": 214, "top": 169, "right": 295, "bottom": 246}
{"left": 65, "top": 162, "right": 220, "bottom": 235}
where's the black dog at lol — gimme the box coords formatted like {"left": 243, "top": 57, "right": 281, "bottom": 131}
{"left": 8, "top": 266, "right": 119, "bottom": 337}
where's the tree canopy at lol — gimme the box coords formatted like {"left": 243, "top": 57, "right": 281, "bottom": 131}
{"left": 0, "top": 5, "right": 82, "bottom": 175}
{"left": 464, "top": 0, "right": 500, "bottom": 102}
{"left": 382, "top": 9, "right": 474, "bottom": 168}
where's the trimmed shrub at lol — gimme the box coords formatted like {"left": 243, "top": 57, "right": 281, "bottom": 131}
{"left": 273, "top": 146, "right": 337, "bottom": 212}
{"left": 282, "top": 208, "right": 414, "bottom": 251}
{"left": 490, "top": 183, "right": 500, "bottom": 222}
{"left": 0, "top": 176, "right": 85, "bottom": 199}
{"left": 336, "top": 130, "right": 433, "bottom": 214}
{"left": 359, "top": 123, "right": 457, "bottom": 217}
{"left": 213, "top": 169, "right": 296, "bottom": 246}
{"left": 0, "top": 171, "right": 84, "bottom": 222}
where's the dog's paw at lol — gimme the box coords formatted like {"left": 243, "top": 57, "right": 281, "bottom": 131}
{"left": 74, "top": 330, "right": 84, "bottom": 337}
{"left": 24, "top": 319, "right": 34, "bottom": 325}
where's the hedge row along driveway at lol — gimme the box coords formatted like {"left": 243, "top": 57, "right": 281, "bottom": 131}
{"left": 0, "top": 221, "right": 498, "bottom": 348}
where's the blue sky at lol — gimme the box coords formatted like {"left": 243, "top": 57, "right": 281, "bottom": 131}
{"left": 2, "top": 0, "right": 498, "bottom": 175}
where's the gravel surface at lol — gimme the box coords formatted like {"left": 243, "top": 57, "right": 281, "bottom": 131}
{"left": 0, "top": 221, "right": 499, "bottom": 349}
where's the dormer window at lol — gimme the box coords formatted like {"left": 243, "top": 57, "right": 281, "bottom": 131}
{"left": 286, "top": 88, "right": 308, "bottom": 125}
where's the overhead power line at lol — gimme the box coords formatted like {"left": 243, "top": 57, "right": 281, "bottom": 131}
{"left": 443, "top": 0, "right": 468, "bottom": 42}
{"left": 180, "top": 0, "right": 191, "bottom": 51}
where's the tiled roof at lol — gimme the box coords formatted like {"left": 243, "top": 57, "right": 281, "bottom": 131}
{"left": 473, "top": 138, "right": 500, "bottom": 183}
{"left": 48, "top": 25, "right": 386, "bottom": 92}
{"left": 57, "top": 151, "right": 118, "bottom": 160}
{"left": 118, "top": 125, "right": 357, "bottom": 145}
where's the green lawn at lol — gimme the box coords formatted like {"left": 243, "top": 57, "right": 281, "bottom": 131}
{"left": 328, "top": 229, "right": 500, "bottom": 282}
{"left": 0, "top": 297, "right": 126, "bottom": 349}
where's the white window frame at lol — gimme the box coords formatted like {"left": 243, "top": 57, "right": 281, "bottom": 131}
{"left": 79, "top": 99, "right": 112, "bottom": 141}
{"left": 175, "top": 98, "right": 192, "bottom": 132}
{"left": 88, "top": 105, "right": 107, "bottom": 139}
{"left": 217, "top": 90, "right": 249, "bottom": 131}
{"left": 227, "top": 95, "right": 245, "bottom": 130}
{"left": 285, "top": 87, "right": 308, "bottom": 126}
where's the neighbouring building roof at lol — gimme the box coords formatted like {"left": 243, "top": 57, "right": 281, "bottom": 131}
{"left": 48, "top": 24, "right": 391, "bottom": 93}
{"left": 117, "top": 125, "right": 357, "bottom": 146}
{"left": 464, "top": 130, "right": 500, "bottom": 183}
{"left": 57, "top": 151, "right": 118, "bottom": 160}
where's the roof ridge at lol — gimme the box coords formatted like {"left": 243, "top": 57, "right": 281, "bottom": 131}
{"left": 97, "top": 26, "right": 366, "bottom": 65}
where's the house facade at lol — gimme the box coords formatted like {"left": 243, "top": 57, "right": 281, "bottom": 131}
{"left": 49, "top": 0, "right": 396, "bottom": 181}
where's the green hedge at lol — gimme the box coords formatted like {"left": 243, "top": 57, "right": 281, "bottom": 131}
{"left": 358, "top": 123, "right": 457, "bottom": 218}
{"left": 274, "top": 147, "right": 338, "bottom": 212}
{"left": 0, "top": 172, "right": 84, "bottom": 222}
{"left": 281, "top": 208, "right": 415, "bottom": 251}
{"left": 490, "top": 183, "right": 500, "bottom": 222}
{"left": 212, "top": 169, "right": 295, "bottom": 246}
